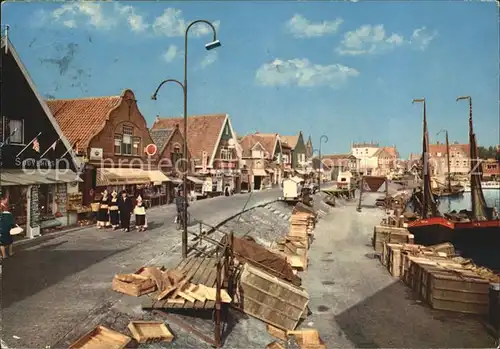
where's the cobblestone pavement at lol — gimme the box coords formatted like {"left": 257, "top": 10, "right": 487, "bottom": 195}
{"left": 0, "top": 188, "right": 281, "bottom": 349}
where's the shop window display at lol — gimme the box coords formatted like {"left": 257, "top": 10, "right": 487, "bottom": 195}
{"left": 3, "top": 186, "right": 28, "bottom": 228}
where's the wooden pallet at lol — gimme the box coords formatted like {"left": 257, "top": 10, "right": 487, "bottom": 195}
{"left": 142, "top": 257, "right": 224, "bottom": 310}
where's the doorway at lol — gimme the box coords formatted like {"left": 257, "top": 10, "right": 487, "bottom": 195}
{"left": 253, "top": 176, "right": 262, "bottom": 190}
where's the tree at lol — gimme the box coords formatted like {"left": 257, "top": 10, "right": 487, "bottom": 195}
{"left": 477, "top": 145, "right": 497, "bottom": 159}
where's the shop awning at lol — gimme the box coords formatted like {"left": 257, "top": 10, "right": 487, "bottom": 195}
{"left": 146, "top": 170, "right": 170, "bottom": 185}
{"left": 290, "top": 176, "right": 304, "bottom": 183}
{"left": 295, "top": 169, "right": 307, "bottom": 175}
{"left": 45, "top": 170, "right": 84, "bottom": 183}
{"left": 187, "top": 176, "right": 205, "bottom": 185}
{"left": 171, "top": 178, "right": 183, "bottom": 185}
{"left": 266, "top": 168, "right": 275, "bottom": 174}
{"left": 96, "top": 168, "right": 151, "bottom": 187}
{"left": 253, "top": 169, "right": 267, "bottom": 176}
{"left": 1, "top": 169, "right": 82, "bottom": 186}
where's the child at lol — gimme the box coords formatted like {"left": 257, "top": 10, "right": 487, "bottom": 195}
{"left": 96, "top": 190, "right": 110, "bottom": 229}
{"left": 109, "top": 190, "right": 120, "bottom": 230}
{"left": 134, "top": 195, "right": 147, "bottom": 232}
{"left": 0, "top": 197, "right": 15, "bottom": 259}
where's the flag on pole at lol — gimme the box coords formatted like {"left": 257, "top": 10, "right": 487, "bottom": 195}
{"left": 16, "top": 132, "right": 42, "bottom": 157}
{"left": 32, "top": 137, "right": 40, "bottom": 152}
{"left": 40, "top": 138, "right": 60, "bottom": 158}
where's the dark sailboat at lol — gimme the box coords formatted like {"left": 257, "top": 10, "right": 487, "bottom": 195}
{"left": 408, "top": 96, "right": 500, "bottom": 269}
{"left": 451, "top": 97, "right": 500, "bottom": 269}
{"left": 406, "top": 98, "right": 454, "bottom": 245}
{"left": 432, "top": 130, "right": 465, "bottom": 198}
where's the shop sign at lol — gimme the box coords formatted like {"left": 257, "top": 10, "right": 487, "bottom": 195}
{"left": 15, "top": 157, "right": 69, "bottom": 169}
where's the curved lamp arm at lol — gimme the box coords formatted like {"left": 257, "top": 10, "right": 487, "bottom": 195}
{"left": 185, "top": 20, "right": 218, "bottom": 43}
{"left": 320, "top": 135, "right": 328, "bottom": 144}
{"left": 151, "top": 79, "right": 185, "bottom": 100}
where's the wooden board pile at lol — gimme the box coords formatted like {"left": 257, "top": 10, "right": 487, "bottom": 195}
{"left": 111, "top": 266, "right": 232, "bottom": 305}
{"left": 273, "top": 206, "right": 316, "bottom": 271}
{"left": 372, "top": 225, "right": 414, "bottom": 253}
{"left": 379, "top": 241, "right": 500, "bottom": 315}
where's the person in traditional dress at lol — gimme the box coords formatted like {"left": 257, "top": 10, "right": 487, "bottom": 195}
{"left": 134, "top": 195, "right": 147, "bottom": 232}
{"left": 0, "top": 197, "right": 15, "bottom": 259}
{"left": 96, "top": 189, "right": 110, "bottom": 229}
{"left": 109, "top": 190, "right": 120, "bottom": 230}
{"left": 118, "top": 190, "right": 133, "bottom": 232}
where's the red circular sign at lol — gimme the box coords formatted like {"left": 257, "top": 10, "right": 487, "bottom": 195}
{"left": 145, "top": 143, "right": 157, "bottom": 156}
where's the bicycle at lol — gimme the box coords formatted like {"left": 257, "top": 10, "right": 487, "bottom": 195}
{"left": 176, "top": 210, "right": 191, "bottom": 230}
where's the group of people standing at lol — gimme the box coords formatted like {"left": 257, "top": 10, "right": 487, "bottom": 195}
{"left": 95, "top": 190, "right": 148, "bottom": 232}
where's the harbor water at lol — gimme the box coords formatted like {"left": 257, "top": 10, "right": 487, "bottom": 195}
{"left": 438, "top": 189, "right": 500, "bottom": 213}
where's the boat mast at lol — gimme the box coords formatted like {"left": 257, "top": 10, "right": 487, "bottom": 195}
{"left": 457, "top": 96, "right": 489, "bottom": 220}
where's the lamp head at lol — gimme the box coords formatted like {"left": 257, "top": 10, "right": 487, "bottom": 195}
{"left": 151, "top": 94, "right": 157, "bottom": 101}
{"left": 205, "top": 40, "right": 221, "bottom": 51}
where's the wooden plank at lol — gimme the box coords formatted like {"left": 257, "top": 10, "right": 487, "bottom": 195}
{"left": 169, "top": 258, "right": 207, "bottom": 308}
{"left": 127, "top": 321, "right": 174, "bottom": 343}
{"left": 193, "top": 259, "right": 219, "bottom": 309}
{"left": 266, "top": 324, "right": 287, "bottom": 341}
{"left": 156, "top": 258, "right": 197, "bottom": 308}
{"left": 180, "top": 258, "right": 213, "bottom": 309}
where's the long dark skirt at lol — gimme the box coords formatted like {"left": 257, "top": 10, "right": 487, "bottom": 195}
{"left": 120, "top": 212, "right": 130, "bottom": 229}
{"left": 97, "top": 208, "right": 109, "bottom": 222}
{"left": 0, "top": 230, "right": 13, "bottom": 246}
{"left": 135, "top": 214, "right": 146, "bottom": 226}
{"left": 109, "top": 210, "right": 120, "bottom": 226}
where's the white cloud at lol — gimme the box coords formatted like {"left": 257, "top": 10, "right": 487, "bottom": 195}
{"left": 115, "top": 4, "right": 149, "bottom": 32}
{"left": 336, "top": 24, "right": 437, "bottom": 56}
{"left": 256, "top": 58, "right": 359, "bottom": 88}
{"left": 200, "top": 51, "right": 218, "bottom": 68}
{"left": 152, "top": 8, "right": 220, "bottom": 37}
{"left": 409, "top": 26, "right": 437, "bottom": 50}
{"left": 285, "top": 14, "right": 343, "bottom": 38}
{"left": 163, "top": 45, "right": 179, "bottom": 63}
{"left": 336, "top": 24, "right": 405, "bottom": 55}
{"left": 50, "top": 2, "right": 148, "bottom": 32}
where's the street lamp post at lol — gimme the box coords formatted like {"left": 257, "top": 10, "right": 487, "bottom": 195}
{"left": 152, "top": 20, "right": 221, "bottom": 259}
{"left": 318, "top": 135, "right": 328, "bottom": 190}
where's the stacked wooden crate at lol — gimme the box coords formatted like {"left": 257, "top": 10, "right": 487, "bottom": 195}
{"left": 372, "top": 225, "right": 414, "bottom": 254}
{"left": 380, "top": 240, "right": 497, "bottom": 315}
{"left": 274, "top": 205, "right": 316, "bottom": 271}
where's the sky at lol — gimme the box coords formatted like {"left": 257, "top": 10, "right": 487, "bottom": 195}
{"left": 2, "top": 0, "right": 499, "bottom": 157}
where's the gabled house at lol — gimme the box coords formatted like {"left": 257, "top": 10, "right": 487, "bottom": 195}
{"left": 152, "top": 114, "right": 241, "bottom": 194}
{"left": 239, "top": 135, "right": 270, "bottom": 191}
{"left": 281, "top": 132, "right": 307, "bottom": 175}
{"left": 46, "top": 89, "right": 169, "bottom": 205}
{"left": 429, "top": 142, "right": 470, "bottom": 175}
{"left": 305, "top": 135, "right": 313, "bottom": 160}
{"left": 250, "top": 132, "right": 284, "bottom": 186}
{"left": 1, "top": 37, "right": 83, "bottom": 238}
{"left": 321, "top": 154, "right": 359, "bottom": 180}
{"left": 281, "top": 142, "right": 292, "bottom": 178}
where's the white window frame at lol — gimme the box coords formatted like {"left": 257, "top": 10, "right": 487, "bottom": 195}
{"left": 114, "top": 134, "right": 122, "bottom": 155}
{"left": 221, "top": 147, "right": 232, "bottom": 160}
{"left": 122, "top": 126, "right": 133, "bottom": 155}
{"left": 132, "top": 136, "right": 141, "bottom": 156}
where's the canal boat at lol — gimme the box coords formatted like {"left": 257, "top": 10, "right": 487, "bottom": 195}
{"left": 407, "top": 97, "right": 500, "bottom": 269}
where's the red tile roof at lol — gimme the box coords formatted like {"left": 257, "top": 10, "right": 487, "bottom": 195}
{"left": 152, "top": 114, "right": 227, "bottom": 162}
{"left": 281, "top": 135, "right": 299, "bottom": 149}
{"left": 251, "top": 133, "right": 279, "bottom": 158}
{"left": 46, "top": 96, "right": 121, "bottom": 148}
{"left": 429, "top": 143, "right": 470, "bottom": 157}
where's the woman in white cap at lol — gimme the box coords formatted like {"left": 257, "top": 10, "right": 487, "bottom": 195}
{"left": 109, "top": 190, "right": 120, "bottom": 230}
{"left": 96, "top": 189, "right": 110, "bottom": 229}
{"left": 134, "top": 195, "right": 147, "bottom": 232}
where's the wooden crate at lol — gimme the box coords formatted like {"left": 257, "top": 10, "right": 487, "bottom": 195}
{"left": 238, "top": 263, "right": 309, "bottom": 331}
{"left": 69, "top": 326, "right": 131, "bottom": 349}
{"left": 372, "top": 225, "right": 411, "bottom": 253}
{"left": 387, "top": 244, "right": 402, "bottom": 277}
{"left": 127, "top": 321, "right": 174, "bottom": 343}
{"left": 427, "top": 242, "right": 455, "bottom": 257}
{"left": 112, "top": 273, "right": 156, "bottom": 297}
{"left": 426, "top": 269, "right": 490, "bottom": 314}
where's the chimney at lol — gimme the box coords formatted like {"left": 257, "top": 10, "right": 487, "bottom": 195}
{"left": 155, "top": 115, "right": 160, "bottom": 123}
{"left": 175, "top": 123, "right": 179, "bottom": 129}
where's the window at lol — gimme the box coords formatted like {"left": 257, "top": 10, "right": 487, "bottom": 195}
{"left": 252, "top": 149, "right": 263, "bottom": 159}
{"left": 133, "top": 136, "right": 141, "bottom": 156}
{"left": 221, "top": 147, "right": 232, "bottom": 160}
{"left": 171, "top": 146, "right": 182, "bottom": 168}
{"left": 121, "top": 126, "right": 133, "bottom": 155}
{"left": 224, "top": 123, "right": 230, "bottom": 135}
{"left": 2, "top": 117, "right": 24, "bottom": 144}
{"left": 114, "top": 135, "right": 122, "bottom": 154}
